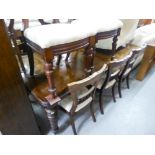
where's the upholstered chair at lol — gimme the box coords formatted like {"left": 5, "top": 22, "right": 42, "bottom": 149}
{"left": 5, "top": 19, "right": 48, "bottom": 74}
{"left": 118, "top": 46, "right": 146, "bottom": 98}
{"left": 58, "top": 64, "right": 107, "bottom": 135}
{"left": 65, "top": 19, "right": 123, "bottom": 60}
{"left": 97, "top": 52, "right": 132, "bottom": 114}
{"left": 95, "top": 19, "right": 139, "bottom": 51}
{"left": 131, "top": 21, "right": 155, "bottom": 68}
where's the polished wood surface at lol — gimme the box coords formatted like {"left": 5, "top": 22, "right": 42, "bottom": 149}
{"left": 136, "top": 41, "right": 155, "bottom": 81}
{"left": 0, "top": 20, "right": 40, "bottom": 135}
{"left": 25, "top": 45, "right": 138, "bottom": 102}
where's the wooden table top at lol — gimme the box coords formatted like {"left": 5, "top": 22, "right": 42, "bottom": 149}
{"left": 24, "top": 44, "right": 138, "bottom": 102}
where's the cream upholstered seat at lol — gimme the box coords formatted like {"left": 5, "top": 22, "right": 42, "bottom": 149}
{"left": 131, "top": 23, "right": 155, "bottom": 47}
{"left": 72, "top": 19, "right": 123, "bottom": 34}
{"left": 97, "top": 53, "right": 132, "bottom": 114}
{"left": 96, "top": 19, "right": 139, "bottom": 50}
{"left": 131, "top": 23, "right": 155, "bottom": 68}
{"left": 97, "top": 68, "right": 120, "bottom": 89}
{"left": 24, "top": 19, "right": 123, "bottom": 49}
{"left": 59, "top": 87, "right": 93, "bottom": 112}
{"left": 24, "top": 23, "right": 96, "bottom": 48}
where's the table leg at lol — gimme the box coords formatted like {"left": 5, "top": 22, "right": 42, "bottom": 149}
{"left": 45, "top": 106, "right": 59, "bottom": 134}
{"left": 84, "top": 47, "right": 95, "bottom": 76}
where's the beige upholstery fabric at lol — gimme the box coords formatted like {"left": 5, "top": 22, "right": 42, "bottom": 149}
{"left": 133, "top": 53, "right": 144, "bottom": 68}
{"left": 132, "top": 23, "right": 155, "bottom": 47}
{"left": 59, "top": 87, "right": 92, "bottom": 112}
{"left": 105, "top": 79, "right": 116, "bottom": 89}
{"left": 97, "top": 69, "right": 120, "bottom": 89}
{"left": 24, "top": 24, "right": 96, "bottom": 48}
{"left": 97, "top": 78, "right": 116, "bottom": 89}
{"left": 72, "top": 19, "right": 123, "bottom": 33}
{"left": 24, "top": 19, "right": 123, "bottom": 49}
{"left": 123, "top": 67, "right": 132, "bottom": 76}
{"left": 96, "top": 19, "right": 139, "bottom": 50}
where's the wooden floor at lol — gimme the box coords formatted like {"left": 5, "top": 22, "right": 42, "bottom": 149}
{"left": 21, "top": 44, "right": 139, "bottom": 100}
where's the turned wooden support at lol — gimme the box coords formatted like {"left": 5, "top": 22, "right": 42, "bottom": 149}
{"left": 84, "top": 36, "right": 96, "bottom": 76}
{"left": 45, "top": 107, "right": 59, "bottom": 133}
{"left": 112, "top": 28, "right": 121, "bottom": 60}
{"left": 8, "top": 19, "right": 26, "bottom": 74}
{"left": 43, "top": 49, "right": 61, "bottom": 133}
{"left": 45, "top": 63, "right": 57, "bottom": 97}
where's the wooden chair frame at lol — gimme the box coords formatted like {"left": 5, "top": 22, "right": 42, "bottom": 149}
{"left": 118, "top": 46, "right": 146, "bottom": 98}
{"left": 59, "top": 64, "right": 107, "bottom": 134}
{"left": 98, "top": 52, "right": 132, "bottom": 114}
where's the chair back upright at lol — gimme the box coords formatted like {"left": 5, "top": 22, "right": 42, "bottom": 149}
{"left": 120, "top": 46, "right": 146, "bottom": 79}
{"left": 101, "top": 52, "right": 133, "bottom": 90}
{"left": 67, "top": 64, "right": 107, "bottom": 114}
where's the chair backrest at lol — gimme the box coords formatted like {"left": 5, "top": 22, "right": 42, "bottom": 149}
{"left": 102, "top": 52, "right": 132, "bottom": 89}
{"left": 118, "top": 19, "right": 139, "bottom": 47}
{"left": 120, "top": 45, "right": 146, "bottom": 78}
{"left": 67, "top": 64, "right": 107, "bottom": 113}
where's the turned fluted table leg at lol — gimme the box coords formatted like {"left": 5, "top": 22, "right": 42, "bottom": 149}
{"left": 84, "top": 36, "right": 96, "bottom": 76}
{"left": 45, "top": 106, "right": 59, "bottom": 134}
{"left": 43, "top": 49, "right": 60, "bottom": 133}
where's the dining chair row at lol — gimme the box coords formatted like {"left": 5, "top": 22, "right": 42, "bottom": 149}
{"left": 58, "top": 47, "right": 143, "bottom": 135}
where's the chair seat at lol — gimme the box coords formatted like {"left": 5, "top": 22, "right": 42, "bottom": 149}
{"left": 132, "top": 23, "right": 155, "bottom": 47}
{"left": 72, "top": 19, "right": 123, "bottom": 33}
{"left": 133, "top": 52, "right": 144, "bottom": 68}
{"left": 59, "top": 87, "right": 92, "bottom": 112}
{"left": 96, "top": 19, "right": 139, "bottom": 50}
{"left": 97, "top": 68, "right": 120, "bottom": 89}
{"left": 123, "top": 67, "right": 132, "bottom": 76}
{"left": 24, "top": 19, "right": 123, "bottom": 49}
{"left": 24, "top": 24, "right": 96, "bottom": 49}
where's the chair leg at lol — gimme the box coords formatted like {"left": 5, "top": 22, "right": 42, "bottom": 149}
{"left": 65, "top": 53, "right": 70, "bottom": 61}
{"left": 99, "top": 90, "right": 104, "bottom": 114}
{"left": 112, "top": 84, "right": 116, "bottom": 102}
{"left": 118, "top": 80, "right": 122, "bottom": 98}
{"left": 27, "top": 46, "right": 34, "bottom": 76}
{"left": 89, "top": 102, "right": 96, "bottom": 122}
{"left": 126, "top": 74, "right": 130, "bottom": 89}
{"left": 69, "top": 114, "right": 77, "bottom": 135}
{"left": 16, "top": 48, "right": 26, "bottom": 74}
{"left": 57, "top": 55, "right": 62, "bottom": 65}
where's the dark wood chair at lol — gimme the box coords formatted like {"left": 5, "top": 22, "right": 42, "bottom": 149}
{"left": 6, "top": 19, "right": 58, "bottom": 75}
{"left": 58, "top": 64, "right": 107, "bottom": 135}
{"left": 97, "top": 52, "right": 132, "bottom": 114}
{"left": 6, "top": 19, "right": 44, "bottom": 74}
{"left": 7, "top": 19, "right": 27, "bottom": 73}
{"left": 118, "top": 46, "right": 146, "bottom": 98}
